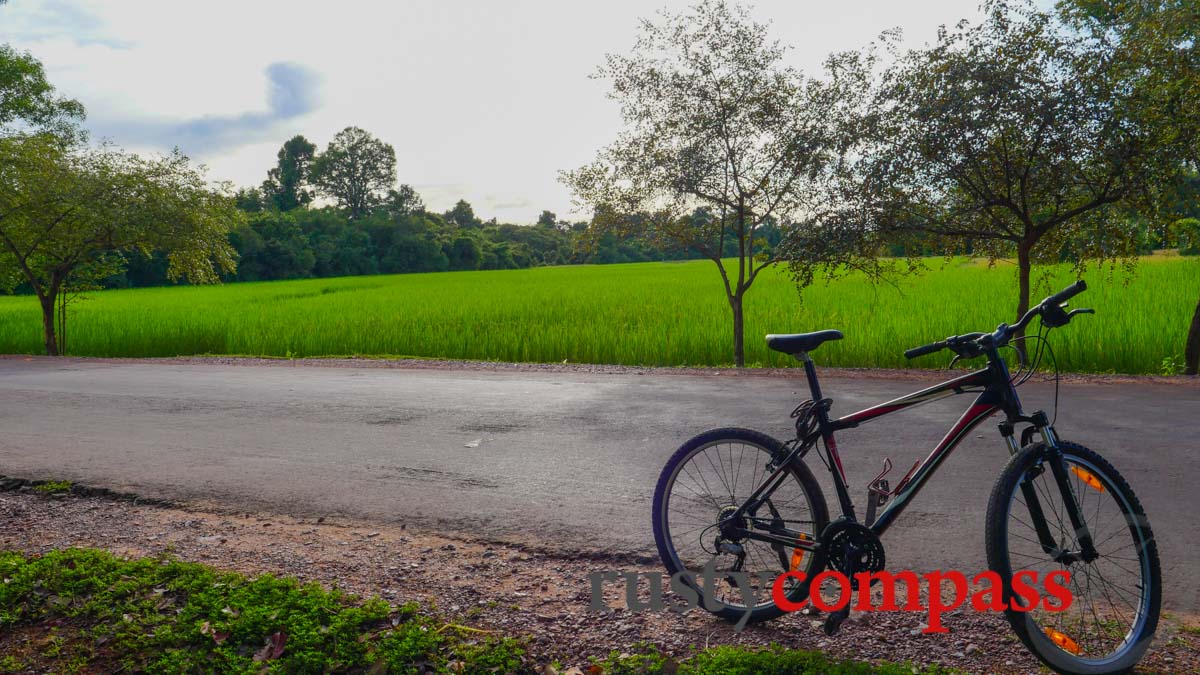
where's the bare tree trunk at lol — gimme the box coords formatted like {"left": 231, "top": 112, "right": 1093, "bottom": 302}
{"left": 1014, "top": 243, "right": 1032, "bottom": 362}
{"left": 57, "top": 291, "right": 67, "bottom": 356}
{"left": 1016, "top": 244, "right": 1032, "bottom": 324}
{"left": 39, "top": 293, "right": 60, "bottom": 356}
{"left": 1185, "top": 292, "right": 1200, "bottom": 376}
{"left": 730, "top": 292, "right": 745, "bottom": 368}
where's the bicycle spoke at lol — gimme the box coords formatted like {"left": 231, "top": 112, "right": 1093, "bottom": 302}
{"left": 1004, "top": 450, "right": 1157, "bottom": 668}
{"left": 662, "top": 437, "right": 820, "bottom": 613}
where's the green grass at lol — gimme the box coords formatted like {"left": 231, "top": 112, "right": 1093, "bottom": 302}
{"left": 0, "top": 256, "right": 1195, "bottom": 373}
{"left": 0, "top": 548, "right": 524, "bottom": 673}
{"left": 592, "top": 643, "right": 954, "bottom": 674}
{"left": 0, "top": 549, "right": 947, "bottom": 674}
{"left": 31, "top": 480, "right": 72, "bottom": 495}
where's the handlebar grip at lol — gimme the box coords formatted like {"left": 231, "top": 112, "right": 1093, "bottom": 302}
{"left": 1045, "top": 280, "right": 1087, "bottom": 307}
{"left": 904, "top": 341, "right": 946, "bottom": 359}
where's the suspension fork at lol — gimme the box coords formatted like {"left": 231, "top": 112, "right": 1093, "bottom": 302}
{"left": 1017, "top": 419, "right": 1098, "bottom": 562}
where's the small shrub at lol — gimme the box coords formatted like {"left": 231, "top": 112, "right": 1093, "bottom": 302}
{"left": 33, "top": 480, "right": 72, "bottom": 494}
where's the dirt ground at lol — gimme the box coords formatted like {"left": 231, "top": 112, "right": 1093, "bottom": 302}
{"left": 2, "top": 484, "right": 1196, "bottom": 674}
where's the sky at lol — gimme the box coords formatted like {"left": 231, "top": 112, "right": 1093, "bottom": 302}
{"left": 0, "top": 0, "right": 989, "bottom": 224}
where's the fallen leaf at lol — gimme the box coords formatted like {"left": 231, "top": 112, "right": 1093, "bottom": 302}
{"left": 254, "top": 631, "right": 287, "bottom": 661}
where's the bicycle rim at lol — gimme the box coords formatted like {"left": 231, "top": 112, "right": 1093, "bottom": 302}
{"left": 659, "top": 437, "right": 820, "bottom": 611}
{"left": 1002, "top": 450, "right": 1156, "bottom": 670}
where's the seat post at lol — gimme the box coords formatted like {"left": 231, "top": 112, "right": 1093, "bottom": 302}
{"left": 797, "top": 353, "right": 824, "bottom": 400}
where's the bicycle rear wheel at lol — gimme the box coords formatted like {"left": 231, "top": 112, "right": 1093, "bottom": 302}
{"left": 652, "top": 427, "right": 829, "bottom": 624}
{"left": 985, "top": 441, "right": 1161, "bottom": 674}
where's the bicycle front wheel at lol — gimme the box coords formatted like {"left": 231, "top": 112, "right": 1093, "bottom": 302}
{"left": 652, "top": 427, "right": 829, "bottom": 625}
{"left": 985, "top": 441, "right": 1161, "bottom": 674}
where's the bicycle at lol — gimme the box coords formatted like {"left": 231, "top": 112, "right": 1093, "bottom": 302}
{"left": 651, "top": 280, "right": 1161, "bottom": 675}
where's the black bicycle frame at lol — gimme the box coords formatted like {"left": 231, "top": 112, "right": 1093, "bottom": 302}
{"left": 822, "top": 355, "right": 1012, "bottom": 535}
{"left": 729, "top": 346, "right": 1097, "bottom": 559}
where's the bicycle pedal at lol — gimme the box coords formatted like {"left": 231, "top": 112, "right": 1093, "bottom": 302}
{"left": 823, "top": 606, "right": 851, "bottom": 635}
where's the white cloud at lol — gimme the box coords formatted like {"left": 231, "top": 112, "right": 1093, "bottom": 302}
{"left": 2, "top": 0, "right": 986, "bottom": 224}
{"left": 88, "top": 62, "right": 320, "bottom": 154}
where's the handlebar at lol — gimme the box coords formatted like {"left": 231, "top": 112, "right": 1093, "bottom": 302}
{"left": 903, "top": 341, "right": 948, "bottom": 359}
{"left": 904, "top": 280, "right": 1092, "bottom": 360}
{"left": 1044, "top": 280, "right": 1087, "bottom": 308}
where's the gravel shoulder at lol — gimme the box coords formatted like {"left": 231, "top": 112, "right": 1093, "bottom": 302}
{"left": 2, "top": 486, "right": 1196, "bottom": 674}
{"left": 3, "top": 353, "right": 1197, "bottom": 386}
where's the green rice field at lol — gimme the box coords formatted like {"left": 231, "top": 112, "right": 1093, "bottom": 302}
{"left": 0, "top": 256, "right": 1195, "bottom": 373}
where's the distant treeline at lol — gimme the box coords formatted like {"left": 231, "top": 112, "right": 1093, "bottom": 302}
{"left": 3, "top": 121, "right": 1193, "bottom": 294}
{"left": 25, "top": 123, "right": 788, "bottom": 291}
{"left": 96, "top": 200, "right": 773, "bottom": 289}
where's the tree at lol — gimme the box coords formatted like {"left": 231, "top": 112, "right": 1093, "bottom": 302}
{"left": 446, "top": 235, "right": 482, "bottom": 270}
{"left": 231, "top": 211, "right": 315, "bottom": 281}
{"left": 383, "top": 184, "right": 424, "bottom": 218}
{"left": 446, "top": 199, "right": 481, "bottom": 229}
{"left": 561, "top": 0, "right": 847, "bottom": 366}
{"left": 0, "top": 44, "right": 85, "bottom": 138}
{"left": 234, "top": 186, "right": 267, "bottom": 213}
{"left": 846, "top": 1, "right": 1182, "bottom": 347}
{"left": 0, "top": 135, "right": 241, "bottom": 355}
{"left": 1057, "top": 0, "right": 1200, "bottom": 373}
{"left": 536, "top": 210, "right": 558, "bottom": 229}
{"left": 311, "top": 127, "right": 396, "bottom": 219}
{"left": 262, "top": 134, "right": 317, "bottom": 211}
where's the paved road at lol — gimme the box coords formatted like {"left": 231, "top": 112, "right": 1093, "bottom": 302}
{"left": 1, "top": 357, "right": 1197, "bottom": 612}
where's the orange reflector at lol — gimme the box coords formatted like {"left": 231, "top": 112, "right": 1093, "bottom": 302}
{"left": 790, "top": 534, "right": 812, "bottom": 571}
{"left": 1070, "top": 465, "right": 1105, "bottom": 493}
{"left": 1044, "top": 628, "right": 1082, "bottom": 654}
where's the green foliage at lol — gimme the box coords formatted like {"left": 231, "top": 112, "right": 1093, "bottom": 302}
{"left": 562, "top": 0, "right": 857, "bottom": 366}
{"left": 230, "top": 212, "right": 316, "bottom": 281}
{"left": 447, "top": 235, "right": 483, "bottom": 271}
{"left": 0, "top": 195, "right": 707, "bottom": 292}
{"left": 0, "top": 256, "right": 1191, "bottom": 374}
{"left": 0, "top": 549, "right": 522, "bottom": 673}
{"left": 1160, "top": 354, "right": 1185, "bottom": 376}
{"left": 32, "top": 480, "right": 71, "bottom": 494}
{"left": 1174, "top": 218, "right": 1200, "bottom": 255}
{"left": 803, "top": 0, "right": 1196, "bottom": 330}
{"left": 311, "top": 126, "right": 397, "bottom": 219}
{"left": 0, "top": 44, "right": 85, "bottom": 138}
{"left": 590, "top": 643, "right": 671, "bottom": 674}
{"left": 679, "top": 645, "right": 950, "bottom": 674}
{"left": 1057, "top": 0, "right": 1198, "bottom": 170}
{"left": 261, "top": 135, "right": 317, "bottom": 212}
{"left": 593, "top": 643, "right": 949, "bottom": 675}
{"left": 446, "top": 199, "right": 481, "bottom": 230}
{"left": 0, "top": 134, "right": 242, "bottom": 354}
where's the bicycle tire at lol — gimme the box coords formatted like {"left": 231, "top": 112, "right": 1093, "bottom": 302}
{"left": 985, "top": 441, "right": 1161, "bottom": 674}
{"left": 652, "top": 427, "right": 830, "bottom": 624}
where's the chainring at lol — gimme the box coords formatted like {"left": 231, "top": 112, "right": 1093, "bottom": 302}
{"left": 820, "top": 519, "right": 886, "bottom": 582}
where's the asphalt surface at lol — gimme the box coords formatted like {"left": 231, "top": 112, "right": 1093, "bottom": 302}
{"left": 1, "top": 357, "right": 1197, "bottom": 613}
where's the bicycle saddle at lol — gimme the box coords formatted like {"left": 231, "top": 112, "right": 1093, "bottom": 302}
{"left": 765, "top": 330, "right": 844, "bottom": 355}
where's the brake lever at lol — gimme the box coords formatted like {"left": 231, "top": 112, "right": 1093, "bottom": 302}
{"left": 1067, "top": 308, "right": 1095, "bottom": 318}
